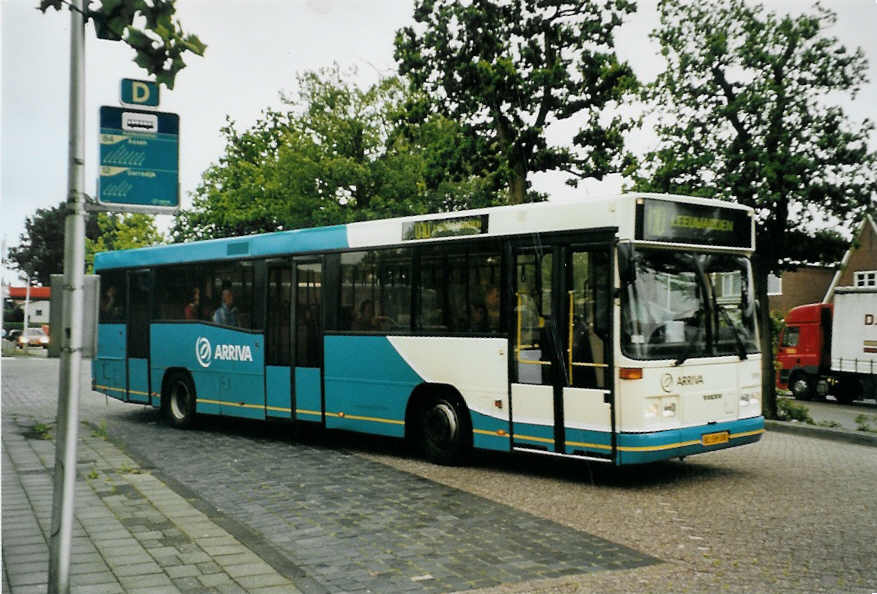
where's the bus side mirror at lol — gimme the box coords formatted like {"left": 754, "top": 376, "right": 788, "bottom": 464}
{"left": 618, "top": 243, "right": 636, "bottom": 285}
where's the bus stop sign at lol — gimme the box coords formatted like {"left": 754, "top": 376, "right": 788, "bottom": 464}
{"left": 98, "top": 105, "right": 179, "bottom": 212}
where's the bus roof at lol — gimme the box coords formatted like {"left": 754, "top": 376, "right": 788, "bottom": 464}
{"left": 94, "top": 193, "right": 754, "bottom": 271}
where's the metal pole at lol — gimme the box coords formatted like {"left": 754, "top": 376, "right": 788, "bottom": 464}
{"left": 24, "top": 274, "right": 31, "bottom": 337}
{"left": 49, "top": 0, "right": 86, "bottom": 591}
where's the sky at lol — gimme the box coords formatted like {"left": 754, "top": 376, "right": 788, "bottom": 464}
{"left": 1, "top": 0, "right": 876, "bottom": 284}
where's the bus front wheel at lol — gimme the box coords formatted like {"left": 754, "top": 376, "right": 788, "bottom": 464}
{"left": 164, "top": 372, "right": 196, "bottom": 429}
{"left": 420, "top": 396, "right": 469, "bottom": 466}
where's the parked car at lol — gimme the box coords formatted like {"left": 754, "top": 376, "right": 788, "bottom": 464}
{"left": 7, "top": 329, "right": 22, "bottom": 343}
{"left": 17, "top": 328, "right": 49, "bottom": 349}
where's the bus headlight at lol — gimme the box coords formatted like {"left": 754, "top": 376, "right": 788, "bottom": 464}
{"left": 645, "top": 402, "right": 659, "bottom": 419}
{"left": 740, "top": 392, "right": 759, "bottom": 408}
{"left": 663, "top": 402, "right": 677, "bottom": 417}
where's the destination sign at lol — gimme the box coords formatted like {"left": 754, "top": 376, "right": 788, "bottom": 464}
{"left": 636, "top": 198, "right": 752, "bottom": 249}
{"left": 402, "top": 215, "right": 488, "bottom": 241}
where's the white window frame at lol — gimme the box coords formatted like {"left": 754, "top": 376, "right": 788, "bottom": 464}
{"left": 854, "top": 270, "right": 877, "bottom": 287}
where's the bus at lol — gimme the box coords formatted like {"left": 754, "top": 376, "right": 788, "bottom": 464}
{"left": 93, "top": 193, "right": 764, "bottom": 465}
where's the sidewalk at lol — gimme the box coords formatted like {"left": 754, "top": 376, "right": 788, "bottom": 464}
{"left": 2, "top": 408, "right": 302, "bottom": 593}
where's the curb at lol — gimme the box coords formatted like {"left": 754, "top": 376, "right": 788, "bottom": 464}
{"left": 765, "top": 419, "right": 877, "bottom": 448}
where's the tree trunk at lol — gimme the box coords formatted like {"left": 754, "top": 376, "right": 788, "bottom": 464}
{"left": 753, "top": 259, "right": 777, "bottom": 419}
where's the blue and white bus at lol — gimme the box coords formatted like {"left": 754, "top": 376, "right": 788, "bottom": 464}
{"left": 93, "top": 193, "right": 764, "bottom": 465}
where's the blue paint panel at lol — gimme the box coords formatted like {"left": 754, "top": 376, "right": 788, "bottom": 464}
{"left": 128, "top": 358, "right": 150, "bottom": 403}
{"left": 93, "top": 358, "right": 127, "bottom": 401}
{"left": 471, "top": 410, "right": 510, "bottom": 452}
{"left": 149, "top": 366, "right": 163, "bottom": 407}
{"left": 295, "top": 367, "right": 322, "bottom": 422}
{"left": 94, "top": 323, "right": 127, "bottom": 401}
{"left": 512, "top": 422, "right": 557, "bottom": 452}
{"left": 150, "top": 323, "right": 264, "bottom": 421}
{"left": 97, "top": 324, "right": 126, "bottom": 358}
{"left": 94, "top": 225, "right": 348, "bottom": 271}
{"left": 323, "top": 336, "right": 422, "bottom": 438}
{"left": 617, "top": 416, "right": 764, "bottom": 465}
{"left": 266, "top": 366, "right": 292, "bottom": 418}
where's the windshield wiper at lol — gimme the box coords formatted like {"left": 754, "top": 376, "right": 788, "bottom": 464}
{"left": 718, "top": 305, "right": 748, "bottom": 361}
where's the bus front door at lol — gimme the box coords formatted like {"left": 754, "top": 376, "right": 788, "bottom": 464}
{"left": 561, "top": 248, "right": 614, "bottom": 461}
{"left": 292, "top": 260, "right": 323, "bottom": 423}
{"left": 511, "top": 246, "right": 615, "bottom": 461}
{"left": 511, "top": 248, "right": 562, "bottom": 453}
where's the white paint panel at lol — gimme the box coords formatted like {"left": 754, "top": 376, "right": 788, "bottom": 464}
{"left": 615, "top": 357, "right": 758, "bottom": 432}
{"left": 510, "top": 383, "right": 555, "bottom": 426}
{"left": 387, "top": 336, "right": 508, "bottom": 419}
{"left": 562, "top": 388, "right": 611, "bottom": 431}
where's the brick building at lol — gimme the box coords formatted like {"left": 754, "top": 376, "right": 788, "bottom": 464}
{"left": 768, "top": 265, "right": 835, "bottom": 317}
{"left": 824, "top": 214, "right": 877, "bottom": 302}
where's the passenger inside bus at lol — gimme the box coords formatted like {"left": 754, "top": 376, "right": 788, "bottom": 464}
{"left": 184, "top": 288, "right": 200, "bottom": 320}
{"left": 213, "top": 288, "right": 238, "bottom": 326}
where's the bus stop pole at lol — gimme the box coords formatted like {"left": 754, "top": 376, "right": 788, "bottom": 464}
{"left": 48, "top": 0, "right": 86, "bottom": 591}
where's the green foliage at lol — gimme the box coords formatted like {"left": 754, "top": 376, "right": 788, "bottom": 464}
{"left": 38, "top": 0, "right": 205, "bottom": 89}
{"left": 25, "top": 421, "right": 54, "bottom": 440}
{"left": 769, "top": 311, "right": 785, "bottom": 356}
{"left": 85, "top": 212, "right": 164, "bottom": 272}
{"left": 634, "top": 0, "right": 876, "bottom": 269}
{"left": 634, "top": 0, "right": 877, "bottom": 419}
{"left": 854, "top": 414, "right": 877, "bottom": 433}
{"left": 8, "top": 201, "right": 101, "bottom": 285}
{"left": 7, "top": 201, "right": 162, "bottom": 281}
{"left": 776, "top": 398, "right": 813, "bottom": 424}
{"left": 394, "top": 0, "right": 638, "bottom": 204}
{"left": 172, "top": 66, "right": 503, "bottom": 241}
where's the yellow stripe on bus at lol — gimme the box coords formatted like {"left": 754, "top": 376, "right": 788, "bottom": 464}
{"left": 325, "top": 412, "right": 404, "bottom": 426}
{"left": 514, "top": 433, "right": 554, "bottom": 445}
{"left": 94, "top": 384, "right": 126, "bottom": 394}
{"left": 616, "top": 428, "right": 765, "bottom": 452}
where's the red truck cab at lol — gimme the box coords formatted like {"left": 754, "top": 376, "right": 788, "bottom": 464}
{"left": 776, "top": 303, "right": 832, "bottom": 399}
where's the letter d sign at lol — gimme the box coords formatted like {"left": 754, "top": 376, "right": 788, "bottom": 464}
{"left": 866, "top": 314, "right": 875, "bottom": 326}
{"left": 121, "top": 78, "right": 159, "bottom": 107}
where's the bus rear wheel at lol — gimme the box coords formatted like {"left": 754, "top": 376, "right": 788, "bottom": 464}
{"left": 420, "top": 397, "right": 468, "bottom": 466}
{"left": 164, "top": 372, "right": 196, "bottom": 429}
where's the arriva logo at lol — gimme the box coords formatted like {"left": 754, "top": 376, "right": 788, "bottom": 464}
{"left": 196, "top": 336, "right": 254, "bottom": 368}
{"left": 196, "top": 337, "right": 212, "bottom": 367}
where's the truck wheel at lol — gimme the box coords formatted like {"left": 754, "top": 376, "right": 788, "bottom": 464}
{"left": 789, "top": 373, "right": 814, "bottom": 401}
{"left": 163, "top": 372, "right": 196, "bottom": 429}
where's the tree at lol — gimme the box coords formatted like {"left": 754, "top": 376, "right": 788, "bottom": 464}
{"left": 172, "top": 67, "right": 503, "bottom": 241}
{"left": 8, "top": 202, "right": 163, "bottom": 284}
{"left": 394, "top": 0, "right": 638, "bottom": 204}
{"left": 38, "top": 0, "right": 205, "bottom": 89}
{"left": 85, "top": 213, "right": 165, "bottom": 271}
{"left": 8, "top": 202, "right": 100, "bottom": 285}
{"left": 632, "top": 0, "right": 877, "bottom": 418}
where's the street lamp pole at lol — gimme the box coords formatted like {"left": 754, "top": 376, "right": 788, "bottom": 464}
{"left": 48, "top": 0, "right": 87, "bottom": 591}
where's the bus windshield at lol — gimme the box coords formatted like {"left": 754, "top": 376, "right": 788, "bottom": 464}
{"left": 621, "top": 248, "right": 759, "bottom": 361}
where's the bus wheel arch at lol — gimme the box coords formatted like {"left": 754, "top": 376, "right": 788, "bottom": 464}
{"left": 161, "top": 368, "right": 197, "bottom": 429}
{"left": 405, "top": 383, "right": 472, "bottom": 465}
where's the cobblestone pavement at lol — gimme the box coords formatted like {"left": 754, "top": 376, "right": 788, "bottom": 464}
{"left": 3, "top": 358, "right": 654, "bottom": 593}
{"left": 3, "top": 357, "right": 876, "bottom": 593}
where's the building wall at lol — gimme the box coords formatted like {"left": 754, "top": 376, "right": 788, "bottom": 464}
{"left": 769, "top": 266, "right": 835, "bottom": 317}
{"left": 832, "top": 220, "right": 877, "bottom": 289}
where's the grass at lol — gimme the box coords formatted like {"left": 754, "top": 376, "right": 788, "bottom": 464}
{"left": 854, "top": 414, "right": 877, "bottom": 433}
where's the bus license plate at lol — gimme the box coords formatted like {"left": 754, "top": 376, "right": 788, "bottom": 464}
{"left": 702, "top": 431, "right": 729, "bottom": 446}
